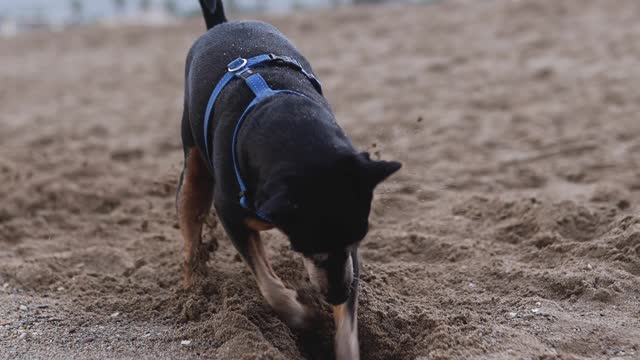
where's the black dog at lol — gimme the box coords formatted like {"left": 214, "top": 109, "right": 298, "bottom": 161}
{"left": 176, "top": 1, "right": 401, "bottom": 358}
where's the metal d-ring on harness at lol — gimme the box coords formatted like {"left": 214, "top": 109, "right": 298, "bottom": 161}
{"left": 203, "top": 54, "right": 323, "bottom": 222}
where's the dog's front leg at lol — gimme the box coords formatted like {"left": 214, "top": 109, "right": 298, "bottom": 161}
{"left": 247, "top": 230, "right": 311, "bottom": 329}
{"left": 334, "top": 248, "right": 360, "bottom": 360}
{"left": 218, "top": 214, "right": 310, "bottom": 329}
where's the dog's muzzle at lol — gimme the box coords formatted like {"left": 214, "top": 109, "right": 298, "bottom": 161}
{"left": 304, "top": 253, "right": 353, "bottom": 305}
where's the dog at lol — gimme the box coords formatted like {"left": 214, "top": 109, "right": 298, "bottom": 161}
{"left": 176, "top": 1, "right": 401, "bottom": 358}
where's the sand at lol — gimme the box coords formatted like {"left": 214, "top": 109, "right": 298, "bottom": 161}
{"left": 2, "top": 0, "right": 640, "bottom": 359}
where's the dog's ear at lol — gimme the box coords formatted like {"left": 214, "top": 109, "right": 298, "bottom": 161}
{"left": 354, "top": 152, "right": 402, "bottom": 189}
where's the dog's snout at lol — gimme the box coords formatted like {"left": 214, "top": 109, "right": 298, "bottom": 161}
{"left": 326, "top": 254, "right": 354, "bottom": 305}
{"left": 326, "top": 284, "right": 352, "bottom": 305}
{"left": 304, "top": 251, "right": 354, "bottom": 305}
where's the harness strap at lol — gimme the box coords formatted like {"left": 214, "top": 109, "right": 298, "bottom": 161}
{"left": 244, "top": 72, "right": 275, "bottom": 98}
{"left": 203, "top": 54, "right": 323, "bottom": 222}
{"left": 204, "top": 54, "right": 322, "bottom": 166}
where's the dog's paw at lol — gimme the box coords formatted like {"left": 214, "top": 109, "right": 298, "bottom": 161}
{"left": 283, "top": 305, "right": 313, "bottom": 330}
{"left": 272, "top": 289, "right": 312, "bottom": 330}
{"left": 182, "top": 271, "right": 195, "bottom": 289}
{"left": 267, "top": 287, "right": 315, "bottom": 330}
{"left": 182, "top": 267, "right": 209, "bottom": 291}
{"left": 335, "top": 331, "right": 359, "bottom": 360}
{"left": 334, "top": 304, "right": 360, "bottom": 360}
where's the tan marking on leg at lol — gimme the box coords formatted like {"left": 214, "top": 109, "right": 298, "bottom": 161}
{"left": 177, "top": 148, "right": 213, "bottom": 288}
{"left": 247, "top": 232, "right": 308, "bottom": 329}
{"left": 244, "top": 217, "right": 275, "bottom": 232}
{"left": 333, "top": 303, "right": 360, "bottom": 360}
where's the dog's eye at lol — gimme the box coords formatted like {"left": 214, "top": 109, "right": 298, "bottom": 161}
{"left": 312, "top": 253, "right": 329, "bottom": 263}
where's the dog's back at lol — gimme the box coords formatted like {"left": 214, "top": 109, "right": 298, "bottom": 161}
{"left": 183, "top": 20, "right": 323, "bottom": 171}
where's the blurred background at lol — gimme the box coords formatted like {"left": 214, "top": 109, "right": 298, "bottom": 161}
{"left": 0, "top": 0, "right": 434, "bottom": 36}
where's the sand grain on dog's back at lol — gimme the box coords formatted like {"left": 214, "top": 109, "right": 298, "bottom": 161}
{"left": 2, "top": 0, "right": 640, "bottom": 358}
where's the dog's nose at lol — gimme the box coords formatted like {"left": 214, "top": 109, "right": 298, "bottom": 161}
{"left": 326, "top": 286, "right": 351, "bottom": 305}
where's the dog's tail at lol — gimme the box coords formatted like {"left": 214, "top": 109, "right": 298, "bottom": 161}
{"left": 198, "top": 0, "right": 227, "bottom": 30}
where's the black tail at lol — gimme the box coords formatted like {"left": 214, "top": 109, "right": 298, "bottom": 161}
{"left": 198, "top": 0, "right": 227, "bottom": 30}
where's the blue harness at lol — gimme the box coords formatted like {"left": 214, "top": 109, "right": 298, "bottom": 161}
{"left": 203, "top": 54, "right": 323, "bottom": 222}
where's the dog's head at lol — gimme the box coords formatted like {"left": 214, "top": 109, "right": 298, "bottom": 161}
{"left": 256, "top": 152, "right": 401, "bottom": 304}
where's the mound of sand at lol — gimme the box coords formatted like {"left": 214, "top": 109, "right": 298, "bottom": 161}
{"left": 1, "top": 0, "right": 639, "bottom": 358}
